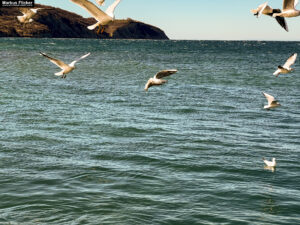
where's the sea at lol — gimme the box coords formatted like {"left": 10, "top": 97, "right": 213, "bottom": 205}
{"left": 0, "top": 38, "right": 299, "bottom": 225}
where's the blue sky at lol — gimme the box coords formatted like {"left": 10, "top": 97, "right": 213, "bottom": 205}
{"left": 36, "top": 0, "right": 300, "bottom": 41}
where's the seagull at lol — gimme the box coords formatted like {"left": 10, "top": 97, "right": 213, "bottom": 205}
{"left": 70, "top": 0, "right": 122, "bottom": 33}
{"left": 144, "top": 69, "right": 178, "bottom": 91}
{"left": 96, "top": 0, "right": 105, "bottom": 6}
{"left": 273, "top": 53, "right": 297, "bottom": 77}
{"left": 273, "top": 0, "right": 300, "bottom": 18}
{"left": 262, "top": 92, "right": 281, "bottom": 109}
{"left": 17, "top": 8, "right": 42, "bottom": 23}
{"left": 251, "top": 2, "right": 288, "bottom": 31}
{"left": 40, "top": 52, "right": 90, "bottom": 78}
{"left": 263, "top": 158, "right": 276, "bottom": 172}
{"left": 263, "top": 157, "right": 276, "bottom": 167}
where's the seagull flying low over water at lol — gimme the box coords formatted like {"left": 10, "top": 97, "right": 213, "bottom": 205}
{"left": 273, "top": 53, "right": 297, "bottom": 77}
{"left": 263, "top": 157, "right": 276, "bottom": 167}
{"left": 144, "top": 69, "right": 178, "bottom": 91}
{"left": 96, "top": 0, "right": 105, "bottom": 6}
{"left": 272, "top": 0, "right": 300, "bottom": 18}
{"left": 40, "top": 52, "right": 90, "bottom": 78}
{"left": 70, "top": 0, "right": 122, "bottom": 33}
{"left": 262, "top": 92, "right": 281, "bottom": 109}
{"left": 251, "top": 2, "right": 288, "bottom": 31}
{"left": 17, "top": 8, "right": 42, "bottom": 23}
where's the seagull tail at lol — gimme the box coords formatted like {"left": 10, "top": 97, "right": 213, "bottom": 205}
{"left": 87, "top": 22, "right": 101, "bottom": 30}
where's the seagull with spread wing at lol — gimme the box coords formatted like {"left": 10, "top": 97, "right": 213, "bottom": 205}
{"left": 273, "top": 53, "right": 297, "bottom": 77}
{"left": 262, "top": 92, "right": 281, "bottom": 109}
{"left": 144, "top": 69, "right": 178, "bottom": 91}
{"left": 40, "top": 52, "right": 90, "bottom": 78}
{"left": 17, "top": 8, "right": 42, "bottom": 23}
{"left": 272, "top": 0, "right": 300, "bottom": 18}
{"left": 70, "top": 0, "right": 122, "bottom": 34}
{"left": 251, "top": 2, "right": 288, "bottom": 31}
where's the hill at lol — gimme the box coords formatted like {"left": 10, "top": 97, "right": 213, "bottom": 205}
{"left": 0, "top": 4, "right": 169, "bottom": 39}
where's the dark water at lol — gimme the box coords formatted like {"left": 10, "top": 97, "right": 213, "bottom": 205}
{"left": 0, "top": 38, "right": 299, "bottom": 224}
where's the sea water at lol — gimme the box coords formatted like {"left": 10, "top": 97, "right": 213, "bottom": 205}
{"left": 0, "top": 38, "right": 299, "bottom": 224}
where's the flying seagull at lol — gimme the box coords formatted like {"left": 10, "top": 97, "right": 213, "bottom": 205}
{"left": 70, "top": 0, "right": 122, "bottom": 33}
{"left": 40, "top": 52, "right": 90, "bottom": 78}
{"left": 144, "top": 69, "right": 178, "bottom": 91}
{"left": 273, "top": 0, "right": 300, "bottom": 18}
{"left": 251, "top": 2, "right": 288, "bottom": 31}
{"left": 17, "top": 8, "right": 42, "bottom": 23}
{"left": 96, "top": 0, "right": 105, "bottom": 6}
{"left": 273, "top": 53, "right": 297, "bottom": 77}
{"left": 262, "top": 92, "right": 281, "bottom": 109}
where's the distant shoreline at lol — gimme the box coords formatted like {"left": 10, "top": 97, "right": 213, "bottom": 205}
{"left": 1, "top": 37, "right": 299, "bottom": 43}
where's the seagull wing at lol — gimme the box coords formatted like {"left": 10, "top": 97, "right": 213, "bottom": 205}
{"left": 40, "top": 52, "right": 69, "bottom": 70}
{"left": 263, "top": 158, "right": 272, "bottom": 166}
{"left": 69, "top": 53, "right": 91, "bottom": 66}
{"left": 30, "top": 8, "right": 42, "bottom": 14}
{"left": 26, "top": 9, "right": 37, "bottom": 17}
{"left": 96, "top": 0, "right": 105, "bottom": 6}
{"left": 250, "top": 2, "right": 268, "bottom": 17}
{"left": 154, "top": 69, "right": 178, "bottom": 79}
{"left": 105, "top": 0, "right": 121, "bottom": 18}
{"left": 275, "top": 16, "right": 288, "bottom": 31}
{"left": 283, "top": 53, "right": 297, "bottom": 68}
{"left": 283, "top": 0, "right": 296, "bottom": 10}
{"left": 263, "top": 92, "right": 275, "bottom": 105}
{"left": 258, "top": 2, "right": 268, "bottom": 16}
{"left": 70, "top": 0, "right": 110, "bottom": 21}
{"left": 19, "top": 8, "right": 30, "bottom": 15}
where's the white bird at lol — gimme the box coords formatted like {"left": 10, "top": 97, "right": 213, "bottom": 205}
{"left": 273, "top": 53, "right": 297, "bottom": 77}
{"left": 272, "top": 0, "right": 300, "bottom": 18}
{"left": 96, "top": 0, "right": 105, "bottom": 6}
{"left": 17, "top": 8, "right": 42, "bottom": 23}
{"left": 40, "top": 52, "right": 90, "bottom": 78}
{"left": 263, "top": 157, "right": 276, "bottom": 167}
{"left": 70, "top": 0, "right": 122, "bottom": 33}
{"left": 251, "top": 2, "right": 288, "bottom": 31}
{"left": 144, "top": 69, "right": 178, "bottom": 91}
{"left": 262, "top": 92, "right": 281, "bottom": 109}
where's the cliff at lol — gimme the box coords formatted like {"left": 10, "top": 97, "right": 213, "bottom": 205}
{"left": 0, "top": 4, "right": 169, "bottom": 39}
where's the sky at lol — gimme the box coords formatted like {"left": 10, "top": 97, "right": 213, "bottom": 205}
{"left": 35, "top": 0, "right": 300, "bottom": 41}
